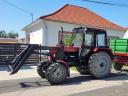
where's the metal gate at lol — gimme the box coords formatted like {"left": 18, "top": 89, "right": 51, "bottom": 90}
{"left": 0, "top": 43, "right": 39, "bottom": 65}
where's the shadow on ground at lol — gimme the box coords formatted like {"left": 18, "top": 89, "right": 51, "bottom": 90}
{"left": 19, "top": 71, "right": 128, "bottom": 88}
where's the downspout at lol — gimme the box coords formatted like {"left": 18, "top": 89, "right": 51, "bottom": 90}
{"left": 43, "top": 20, "right": 48, "bottom": 46}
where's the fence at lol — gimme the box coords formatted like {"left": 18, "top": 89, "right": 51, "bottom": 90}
{"left": 0, "top": 43, "right": 39, "bottom": 65}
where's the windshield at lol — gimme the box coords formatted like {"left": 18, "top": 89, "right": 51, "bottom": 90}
{"left": 72, "top": 29, "right": 94, "bottom": 47}
{"left": 72, "top": 33, "right": 83, "bottom": 47}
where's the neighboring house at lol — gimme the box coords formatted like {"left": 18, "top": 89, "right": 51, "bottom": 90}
{"left": 0, "top": 38, "right": 19, "bottom": 43}
{"left": 23, "top": 4, "right": 126, "bottom": 46}
{"left": 19, "top": 37, "right": 26, "bottom": 43}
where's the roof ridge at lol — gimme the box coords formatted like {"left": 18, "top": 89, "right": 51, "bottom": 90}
{"left": 67, "top": 4, "right": 87, "bottom": 9}
{"left": 40, "top": 4, "right": 88, "bottom": 19}
{"left": 40, "top": 4, "right": 69, "bottom": 19}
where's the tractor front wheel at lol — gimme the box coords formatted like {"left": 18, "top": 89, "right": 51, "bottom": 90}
{"left": 88, "top": 52, "right": 112, "bottom": 78}
{"left": 46, "top": 62, "right": 68, "bottom": 84}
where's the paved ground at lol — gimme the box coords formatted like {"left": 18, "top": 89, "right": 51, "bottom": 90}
{"left": 0, "top": 66, "right": 39, "bottom": 81}
{"left": 0, "top": 66, "right": 128, "bottom": 96}
{"left": 70, "top": 82, "right": 128, "bottom": 96}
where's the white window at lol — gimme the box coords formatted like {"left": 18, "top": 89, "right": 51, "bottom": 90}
{"left": 85, "top": 33, "right": 93, "bottom": 46}
{"left": 97, "top": 34, "right": 105, "bottom": 46}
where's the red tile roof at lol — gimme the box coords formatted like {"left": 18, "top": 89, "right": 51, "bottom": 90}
{"left": 0, "top": 38, "right": 19, "bottom": 43}
{"left": 40, "top": 4, "right": 125, "bottom": 31}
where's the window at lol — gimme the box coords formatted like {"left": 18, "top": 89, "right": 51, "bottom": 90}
{"left": 59, "top": 31, "right": 72, "bottom": 46}
{"left": 85, "top": 32, "right": 94, "bottom": 46}
{"left": 96, "top": 33, "right": 105, "bottom": 46}
{"left": 59, "top": 31, "right": 83, "bottom": 47}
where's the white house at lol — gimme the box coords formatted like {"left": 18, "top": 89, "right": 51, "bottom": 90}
{"left": 23, "top": 4, "right": 126, "bottom": 46}
{"left": 123, "top": 29, "right": 128, "bottom": 38}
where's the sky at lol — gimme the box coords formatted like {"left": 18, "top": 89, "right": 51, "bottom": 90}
{"left": 0, "top": 0, "right": 128, "bottom": 38}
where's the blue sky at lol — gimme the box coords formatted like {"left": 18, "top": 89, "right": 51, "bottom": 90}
{"left": 0, "top": 0, "right": 128, "bottom": 38}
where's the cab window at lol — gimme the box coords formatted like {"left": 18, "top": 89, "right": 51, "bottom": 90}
{"left": 85, "top": 32, "right": 94, "bottom": 46}
{"left": 96, "top": 33, "right": 106, "bottom": 46}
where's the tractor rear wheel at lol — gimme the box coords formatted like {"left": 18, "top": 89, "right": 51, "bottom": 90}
{"left": 46, "top": 62, "right": 67, "bottom": 84}
{"left": 114, "top": 63, "right": 123, "bottom": 71}
{"left": 88, "top": 52, "right": 112, "bottom": 78}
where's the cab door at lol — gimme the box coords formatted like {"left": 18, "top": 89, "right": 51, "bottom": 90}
{"left": 79, "top": 31, "right": 94, "bottom": 59}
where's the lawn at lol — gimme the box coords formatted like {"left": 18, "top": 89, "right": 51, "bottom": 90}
{"left": 70, "top": 63, "right": 128, "bottom": 72}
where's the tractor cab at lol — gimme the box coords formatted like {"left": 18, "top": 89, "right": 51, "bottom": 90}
{"left": 66, "top": 27, "right": 112, "bottom": 76}
{"left": 61, "top": 27, "right": 110, "bottom": 70}
{"left": 72, "top": 27, "right": 107, "bottom": 48}
{"left": 70, "top": 27, "right": 108, "bottom": 59}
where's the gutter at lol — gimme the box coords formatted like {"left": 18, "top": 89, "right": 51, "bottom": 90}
{"left": 22, "top": 18, "right": 40, "bottom": 31}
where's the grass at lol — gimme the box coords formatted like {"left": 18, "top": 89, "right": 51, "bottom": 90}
{"left": 121, "top": 65, "right": 128, "bottom": 70}
{"left": 70, "top": 63, "right": 128, "bottom": 72}
{"left": 112, "top": 63, "right": 128, "bottom": 69}
{"left": 70, "top": 67, "right": 78, "bottom": 71}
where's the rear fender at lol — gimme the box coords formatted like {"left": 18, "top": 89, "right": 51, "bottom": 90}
{"left": 93, "top": 48, "right": 114, "bottom": 60}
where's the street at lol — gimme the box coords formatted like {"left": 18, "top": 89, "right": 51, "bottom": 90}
{"left": 0, "top": 68, "right": 128, "bottom": 96}
{"left": 70, "top": 82, "right": 128, "bottom": 96}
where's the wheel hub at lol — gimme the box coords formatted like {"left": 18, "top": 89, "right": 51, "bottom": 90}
{"left": 100, "top": 62, "right": 104, "bottom": 68}
{"left": 97, "top": 57, "right": 107, "bottom": 73}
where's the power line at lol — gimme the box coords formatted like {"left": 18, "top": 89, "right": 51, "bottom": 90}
{"left": 82, "top": 0, "right": 128, "bottom": 7}
{"left": 2, "top": 0, "right": 33, "bottom": 22}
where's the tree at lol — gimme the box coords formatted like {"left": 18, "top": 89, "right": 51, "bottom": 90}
{"left": 0, "top": 30, "right": 19, "bottom": 38}
{"left": 0, "top": 30, "right": 7, "bottom": 38}
{"left": 8, "top": 31, "right": 19, "bottom": 38}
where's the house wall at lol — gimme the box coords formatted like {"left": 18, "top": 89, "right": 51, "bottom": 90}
{"left": 45, "top": 20, "right": 126, "bottom": 46}
{"left": 106, "top": 29, "right": 125, "bottom": 38}
{"left": 30, "top": 28, "right": 43, "bottom": 44}
{"left": 25, "top": 20, "right": 126, "bottom": 46}
{"left": 25, "top": 20, "right": 44, "bottom": 44}
{"left": 123, "top": 30, "right": 128, "bottom": 38}
{"left": 44, "top": 20, "right": 81, "bottom": 46}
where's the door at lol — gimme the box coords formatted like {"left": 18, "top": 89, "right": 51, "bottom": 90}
{"left": 80, "top": 31, "right": 94, "bottom": 58}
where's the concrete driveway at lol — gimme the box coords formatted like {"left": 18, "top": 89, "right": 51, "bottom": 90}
{"left": 0, "top": 65, "right": 128, "bottom": 96}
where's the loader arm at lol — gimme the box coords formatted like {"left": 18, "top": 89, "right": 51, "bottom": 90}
{"left": 8, "top": 44, "right": 60, "bottom": 75}
{"left": 8, "top": 45, "right": 35, "bottom": 74}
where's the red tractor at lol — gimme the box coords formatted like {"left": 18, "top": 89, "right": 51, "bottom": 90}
{"left": 8, "top": 27, "right": 113, "bottom": 84}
